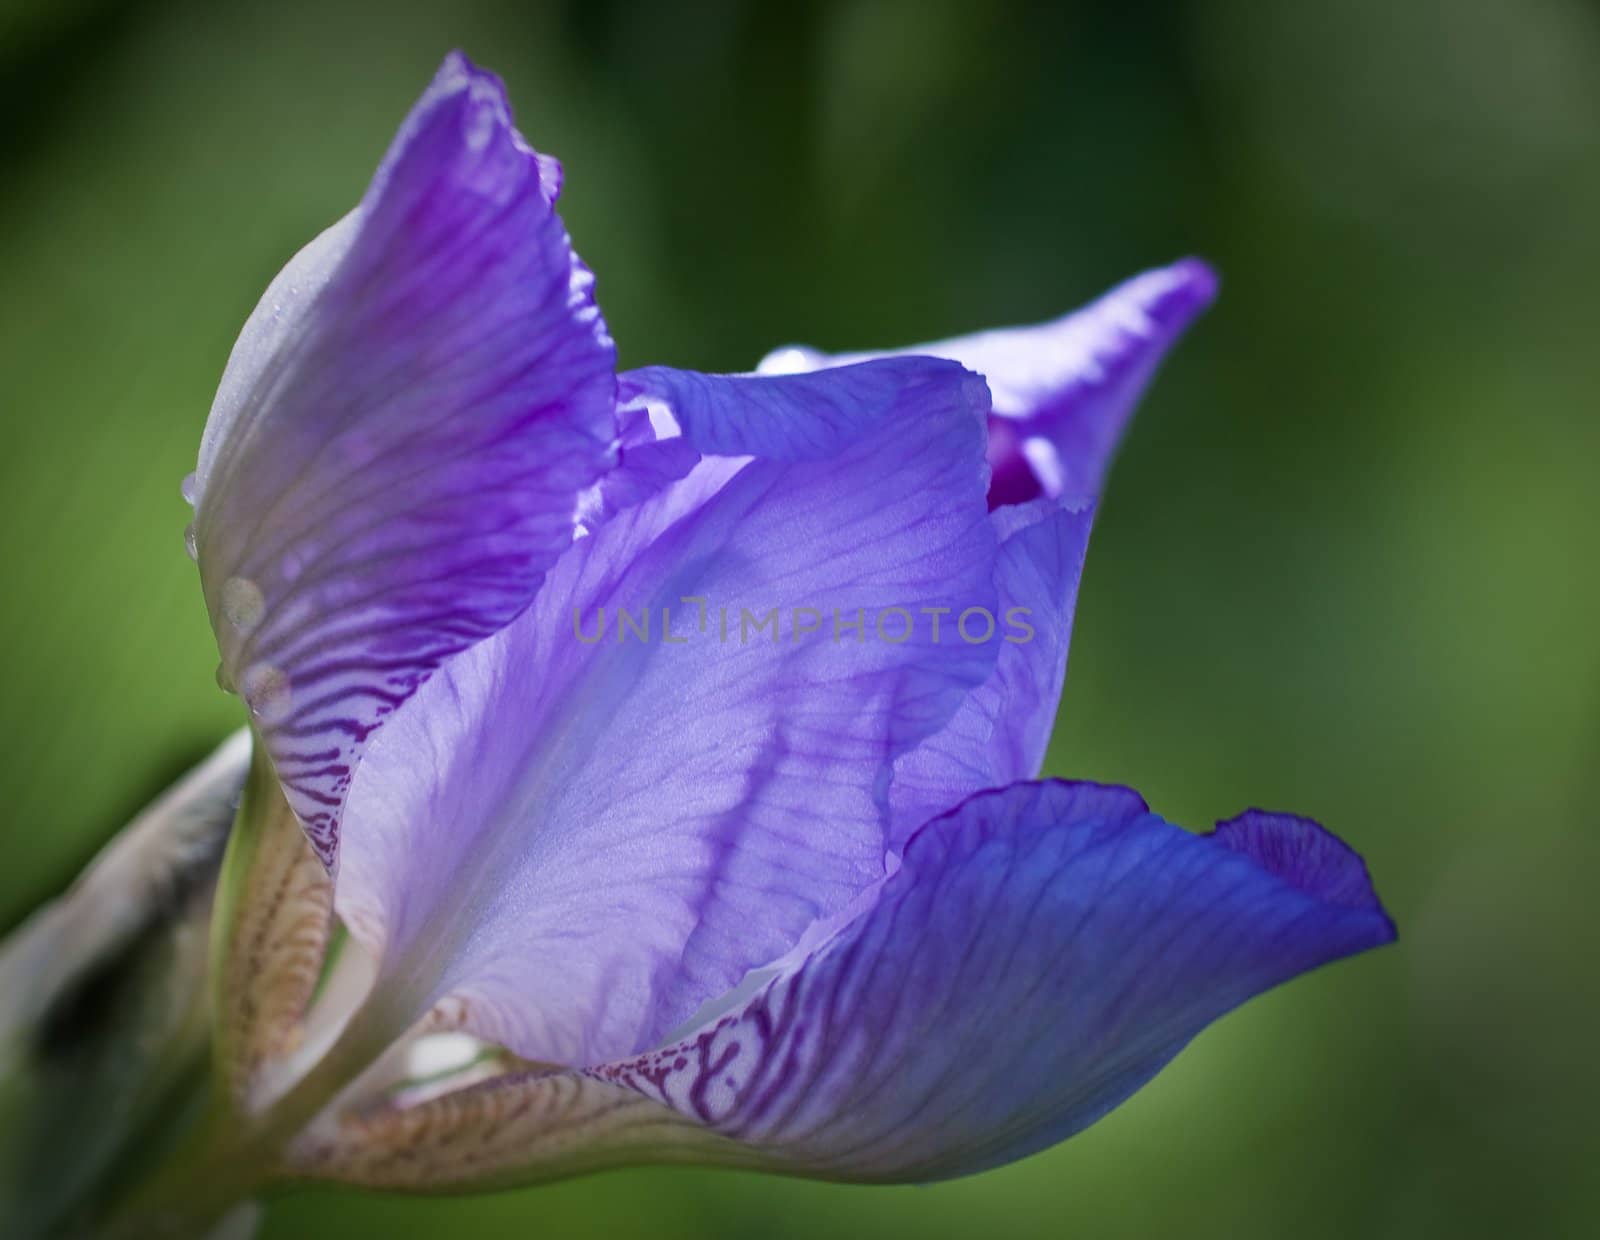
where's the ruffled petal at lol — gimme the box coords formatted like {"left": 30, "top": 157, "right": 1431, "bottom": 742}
{"left": 576, "top": 359, "right": 995, "bottom": 530}
{"left": 190, "top": 52, "right": 615, "bottom": 869}
{"left": 589, "top": 780, "right": 1395, "bottom": 1181}
{"left": 334, "top": 358, "right": 1002, "bottom": 1067}
{"left": 619, "top": 361, "right": 991, "bottom": 461}
{"left": 759, "top": 258, "right": 1217, "bottom": 504}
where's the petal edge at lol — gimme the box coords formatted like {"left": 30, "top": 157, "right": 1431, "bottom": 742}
{"left": 192, "top": 53, "right": 616, "bottom": 869}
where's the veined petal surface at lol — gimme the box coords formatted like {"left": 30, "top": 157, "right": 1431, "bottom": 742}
{"left": 759, "top": 258, "right": 1217, "bottom": 505}
{"left": 759, "top": 265, "right": 1216, "bottom": 819}
{"left": 190, "top": 52, "right": 615, "bottom": 868}
{"left": 305, "top": 780, "right": 1393, "bottom": 1190}
{"left": 335, "top": 358, "right": 1002, "bottom": 1067}
{"left": 589, "top": 780, "right": 1395, "bottom": 1181}
{"left": 581, "top": 359, "right": 996, "bottom": 527}
{"left": 619, "top": 362, "right": 991, "bottom": 461}
{"left": 889, "top": 498, "right": 1094, "bottom": 843}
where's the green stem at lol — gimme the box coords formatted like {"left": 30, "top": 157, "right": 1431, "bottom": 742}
{"left": 89, "top": 737, "right": 428, "bottom": 1237}
{"left": 92, "top": 1004, "right": 390, "bottom": 1239}
{"left": 91, "top": 1107, "right": 265, "bottom": 1240}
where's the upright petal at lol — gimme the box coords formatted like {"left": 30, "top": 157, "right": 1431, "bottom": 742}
{"left": 786, "top": 264, "right": 1216, "bottom": 831}
{"left": 888, "top": 498, "right": 1093, "bottom": 842}
{"left": 334, "top": 358, "right": 1002, "bottom": 1067}
{"left": 190, "top": 53, "right": 616, "bottom": 868}
{"left": 620, "top": 361, "right": 990, "bottom": 461}
{"left": 759, "top": 258, "right": 1217, "bottom": 504}
{"left": 578, "top": 359, "right": 996, "bottom": 529}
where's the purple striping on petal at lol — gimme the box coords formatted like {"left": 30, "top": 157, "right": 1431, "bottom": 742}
{"left": 888, "top": 498, "right": 1095, "bottom": 844}
{"left": 584, "top": 779, "right": 1394, "bottom": 1181}
{"left": 192, "top": 52, "right": 615, "bottom": 868}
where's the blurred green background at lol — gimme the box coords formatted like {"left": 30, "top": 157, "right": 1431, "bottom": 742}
{"left": 3, "top": 0, "right": 1598, "bottom": 1236}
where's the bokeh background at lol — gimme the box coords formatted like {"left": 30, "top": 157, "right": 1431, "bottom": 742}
{"left": 3, "top": 0, "right": 1598, "bottom": 1236}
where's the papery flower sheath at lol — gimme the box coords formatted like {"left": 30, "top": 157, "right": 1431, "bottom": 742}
{"left": 182, "top": 51, "right": 1394, "bottom": 1198}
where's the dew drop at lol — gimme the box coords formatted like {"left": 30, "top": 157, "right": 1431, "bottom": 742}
{"left": 242, "top": 663, "right": 292, "bottom": 724}
{"left": 759, "top": 347, "right": 797, "bottom": 374}
{"left": 183, "top": 522, "right": 198, "bottom": 562}
{"left": 220, "top": 577, "right": 265, "bottom": 633}
{"left": 179, "top": 472, "right": 197, "bottom": 506}
{"left": 215, "top": 661, "right": 236, "bottom": 694}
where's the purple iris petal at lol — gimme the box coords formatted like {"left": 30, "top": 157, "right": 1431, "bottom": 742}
{"left": 189, "top": 52, "right": 615, "bottom": 868}
{"left": 591, "top": 779, "right": 1395, "bottom": 1182}
{"left": 759, "top": 258, "right": 1217, "bottom": 506}
{"left": 594, "top": 269, "right": 1213, "bottom": 840}
{"left": 335, "top": 357, "right": 1001, "bottom": 1067}
{"left": 620, "top": 361, "right": 990, "bottom": 460}
{"left": 889, "top": 498, "right": 1094, "bottom": 844}
{"left": 172, "top": 54, "right": 1394, "bottom": 1198}
{"left": 780, "top": 263, "right": 1217, "bottom": 837}
{"left": 574, "top": 398, "right": 699, "bottom": 534}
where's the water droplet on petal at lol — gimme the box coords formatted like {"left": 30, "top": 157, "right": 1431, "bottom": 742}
{"left": 183, "top": 522, "right": 198, "bottom": 562}
{"left": 220, "top": 577, "right": 265, "bottom": 633}
{"left": 179, "top": 472, "right": 197, "bottom": 506}
{"left": 215, "top": 661, "right": 237, "bottom": 694}
{"left": 242, "top": 663, "right": 291, "bottom": 725}
{"left": 758, "top": 346, "right": 815, "bottom": 376}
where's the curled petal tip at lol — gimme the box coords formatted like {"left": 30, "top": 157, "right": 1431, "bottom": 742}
{"left": 396, "top": 52, "right": 566, "bottom": 205}
{"left": 428, "top": 50, "right": 512, "bottom": 119}
{"left": 1211, "top": 808, "right": 1397, "bottom": 934}
{"left": 1102, "top": 256, "right": 1218, "bottom": 350}
{"left": 1160, "top": 255, "right": 1221, "bottom": 316}
{"left": 1082, "top": 255, "right": 1220, "bottom": 365}
{"left": 414, "top": 50, "right": 513, "bottom": 144}
{"left": 752, "top": 257, "right": 1219, "bottom": 509}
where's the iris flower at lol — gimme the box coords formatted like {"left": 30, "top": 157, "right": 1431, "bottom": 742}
{"left": 130, "top": 51, "right": 1395, "bottom": 1213}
